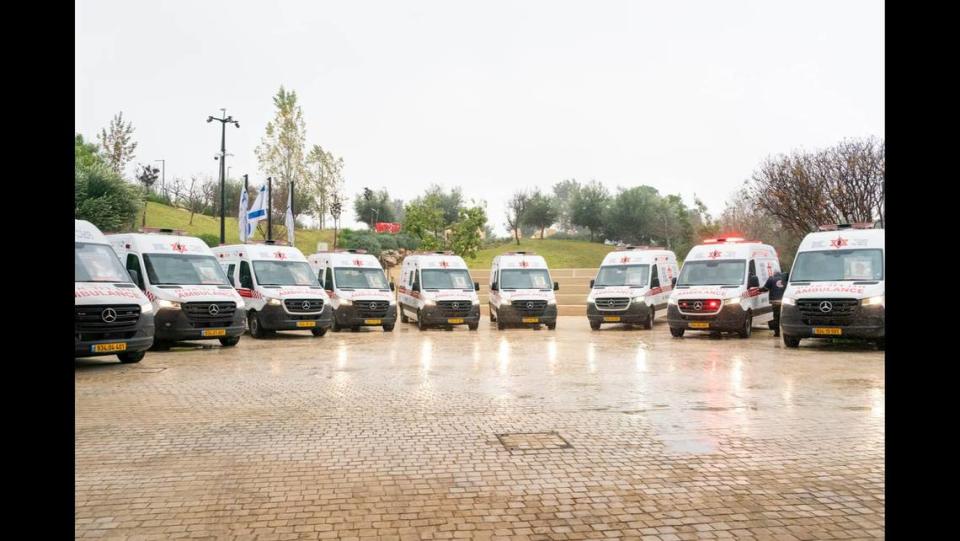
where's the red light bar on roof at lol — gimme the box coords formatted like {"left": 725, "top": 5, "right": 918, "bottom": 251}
{"left": 703, "top": 237, "right": 746, "bottom": 244}
{"left": 819, "top": 222, "right": 876, "bottom": 231}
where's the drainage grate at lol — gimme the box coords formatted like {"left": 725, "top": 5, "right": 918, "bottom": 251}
{"left": 496, "top": 431, "right": 572, "bottom": 451}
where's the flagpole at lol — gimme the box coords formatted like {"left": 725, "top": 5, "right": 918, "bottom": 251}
{"left": 267, "top": 176, "right": 273, "bottom": 242}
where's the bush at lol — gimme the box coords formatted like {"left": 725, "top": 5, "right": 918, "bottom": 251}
{"left": 393, "top": 233, "right": 420, "bottom": 251}
{"left": 338, "top": 229, "right": 382, "bottom": 256}
{"left": 75, "top": 163, "right": 141, "bottom": 232}
{"left": 145, "top": 192, "right": 174, "bottom": 206}
{"left": 549, "top": 230, "right": 594, "bottom": 242}
{"left": 197, "top": 234, "right": 221, "bottom": 248}
{"left": 376, "top": 234, "right": 398, "bottom": 251}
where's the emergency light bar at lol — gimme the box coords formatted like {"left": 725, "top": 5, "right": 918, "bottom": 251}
{"left": 343, "top": 249, "right": 367, "bottom": 254}
{"left": 818, "top": 222, "right": 877, "bottom": 231}
{"left": 504, "top": 251, "right": 536, "bottom": 255}
{"left": 618, "top": 245, "right": 663, "bottom": 250}
{"left": 139, "top": 227, "right": 186, "bottom": 235}
{"left": 703, "top": 237, "right": 746, "bottom": 244}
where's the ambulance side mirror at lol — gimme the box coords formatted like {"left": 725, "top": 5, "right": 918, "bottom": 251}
{"left": 490, "top": 282, "right": 498, "bottom": 291}
{"left": 389, "top": 281, "right": 396, "bottom": 291}
{"left": 748, "top": 275, "right": 760, "bottom": 288}
{"left": 474, "top": 281, "right": 480, "bottom": 291}
{"left": 412, "top": 282, "right": 420, "bottom": 292}
{"left": 589, "top": 279, "right": 595, "bottom": 288}
{"left": 127, "top": 269, "right": 142, "bottom": 289}
{"left": 553, "top": 281, "right": 559, "bottom": 291}
{"left": 241, "top": 275, "right": 253, "bottom": 289}
{"left": 671, "top": 277, "right": 677, "bottom": 287}
{"left": 651, "top": 277, "right": 660, "bottom": 288}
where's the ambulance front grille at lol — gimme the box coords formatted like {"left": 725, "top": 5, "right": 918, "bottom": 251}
{"left": 511, "top": 300, "right": 548, "bottom": 316}
{"left": 284, "top": 299, "right": 324, "bottom": 313}
{"left": 75, "top": 304, "right": 140, "bottom": 341}
{"left": 354, "top": 300, "right": 389, "bottom": 318}
{"left": 594, "top": 297, "right": 629, "bottom": 311}
{"left": 437, "top": 300, "right": 472, "bottom": 317}
{"left": 183, "top": 302, "right": 236, "bottom": 327}
{"left": 798, "top": 298, "right": 859, "bottom": 326}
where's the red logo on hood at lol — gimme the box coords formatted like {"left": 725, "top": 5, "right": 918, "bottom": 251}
{"left": 172, "top": 242, "right": 187, "bottom": 253}
{"left": 707, "top": 250, "right": 722, "bottom": 259}
{"left": 274, "top": 251, "right": 287, "bottom": 259}
{"left": 830, "top": 236, "right": 848, "bottom": 249}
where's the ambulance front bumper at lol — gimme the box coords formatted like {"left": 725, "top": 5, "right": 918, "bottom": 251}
{"left": 334, "top": 303, "right": 398, "bottom": 326}
{"left": 417, "top": 303, "right": 480, "bottom": 326}
{"left": 494, "top": 303, "right": 558, "bottom": 325}
{"left": 667, "top": 303, "right": 748, "bottom": 332}
{"left": 780, "top": 304, "right": 885, "bottom": 338}
{"left": 154, "top": 307, "right": 246, "bottom": 341}
{"left": 587, "top": 300, "right": 652, "bottom": 324}
{"left": 75, "top": 312, "right": 155, "bottom": 357}
{"left": 258, "top": 303, "right": 333, "bottom": 331}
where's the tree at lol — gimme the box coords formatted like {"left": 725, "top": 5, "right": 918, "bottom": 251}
{"left": 552, "top": 179, "right": 581, "bottom": 231}
{"left": 570, "top": 181, "right": 609, "bottom": 242}
{"left": 256, "top": 86, "right": 308, "bottom": 228}
{"left": 602, "top": 186, "right": 662, "bottom": 245}
{"left": 354, "top": 188, "right": 396, "bottom": 228}
{"left": 305, "top": 144, "right": 345, "bottom": 228}
{"left": 403, "top": 197, "right": 446, "bottom": 250}
{"left": 183, "top": 176, "right": 209, "bottom": 225}
{"left": 422, "top": 185, "right": 464, "bottom": 225}
{"left": 75, "top": 134, "right": 101, "bottom": 169}
{"left": 401, "top": 186, "right": 487, "bottom": 257}
{"left": 75, "top": 162, "right": 141, "bottom": 232}
{"left": 504, "top": 190, "right": 529, "bottom": 245}
{"left": 135, "top": 163, "right": 161, "bottom": 227}
{"left": 748, "top": 137, "right": 885, "bottom": 236}
{"left": 523, "top": 189, "right": 559, "bottom": 239}
{"left": 719, "top": 187, "right": 803, "bottom": 269}
{"left": 449, "top": 204, "right": 487, "bottom": 259}
{"left": 97, "top": 112, "right": 137, "bottom": 176}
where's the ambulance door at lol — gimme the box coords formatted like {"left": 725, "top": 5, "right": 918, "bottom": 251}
{"left": 746, "top": 259, "right": 764, "bottom": 312}
{"left": 125, "top": 253, "right": 146, "bottom": 291}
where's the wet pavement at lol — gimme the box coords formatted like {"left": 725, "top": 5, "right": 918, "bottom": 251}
{"left": 75, "top": 317, "right": 884, "bottom": 540}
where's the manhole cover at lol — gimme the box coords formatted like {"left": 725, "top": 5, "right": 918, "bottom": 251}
{"left": 496, "top": 431, "right": 572, "bottom": 451}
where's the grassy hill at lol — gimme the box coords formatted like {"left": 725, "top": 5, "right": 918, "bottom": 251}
{"left": 142, "top": 202, "right": 334, "bottom": 255}
{"left": 467, "top": 238, "right": 614, "bottom": 269}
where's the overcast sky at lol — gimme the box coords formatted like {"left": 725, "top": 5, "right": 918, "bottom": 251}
{"left": 75, "top": 0, "right": 884, "bottom": 233}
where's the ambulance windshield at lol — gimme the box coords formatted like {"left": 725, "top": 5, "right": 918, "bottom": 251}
{"left": 75, "top": 242, "right": 130, "bottom": 283}
{"left": 595, "top": 265, "right": 650, "bottom": 287}
{"left": 500, "top": 269, "right": 552, "bottom": 290}
{"left": 143, "top": 254, "right": 230, "bottom": 285}
{"left": 421, "top": 269, "right": 473, "bottom": 290}
{"left": 253, "top": 261, "right": 320, "bottom": 286}
{"left": 791, "top": 249, "right": 884, "bottom": 282}
{"left": 677, "top": 260, "right": 745, "bottom": 286}
{"left": 335, "top": 267, "right": 389, "bottom": 289}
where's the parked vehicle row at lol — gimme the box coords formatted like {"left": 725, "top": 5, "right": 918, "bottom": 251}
{"left": 75, "top": 220, "right": 885, "bottom": 364}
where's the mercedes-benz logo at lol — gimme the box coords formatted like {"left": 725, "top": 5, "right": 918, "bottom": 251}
{"left": 526, "top": 301, "right": 535, "bottom": 310}
{"left": 819, "top": 300, "right": 833, "bottom": 313}
{"left": 693, "top": 301, "right": 703, "bottom": 311}
{"left": 302, "top": 300, "right": 311, "bottom": 311}
{"left": 451, "top": 302, "right": 460, "bottom": 310}
{"left": 101, "top": 307, "right": 117, "bottom": 323}
{"left": 208, "top": 304, "right": 220, "bottom": 315}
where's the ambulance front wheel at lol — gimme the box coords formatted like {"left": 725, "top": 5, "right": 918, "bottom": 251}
{"left": 783, "top": 335, "right": 801, "bottom": 348}
{"left": 669, "top": 327, "right": 685, "bottom": 338}
{"left": 117, "top": 350, "right": 145, "bottom": 364}
{"left": 219, "top": 336, "right": 240, "bottom": 347}
{"left": 546, "top": 322, "right": 556, "bottom": 330}
{"left": 644, "top": 308, "right": 654, "bottom": 330}
{"left": 738, "top": 312, "right": 753, "bottom": 339}
{"left": 383, "top": 324, "right": 395, "bottom": 332}
{"left": 590, "top": 320, "right": 601, "bottom": 331}
{"left": 311, "top": 328, "right": 328, "bottom": 337}
{"left": 468, "top": 322, "right": 479, "bottom": 331}
{"left": 248, "top": 312, "right": 267, "bottom": 339}
{"left": 417, "top": 311, "right": 427, "bottom": 331}
{"left": 400, "top": 310, "right": 409, "bottom": 323}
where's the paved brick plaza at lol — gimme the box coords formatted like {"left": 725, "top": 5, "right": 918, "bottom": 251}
{"left": 76, "top": 317, "right": 884, "bottom": 540}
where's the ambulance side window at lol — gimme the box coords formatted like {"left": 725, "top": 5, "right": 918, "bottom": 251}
{"left": 411, "top": 269, "right": 420, "bottom": 290}
{"left": 239, "top": 261, "right": 253, "bottom": 289}
{"left": 324, "top": 267, "right": 334, "bottom": 290}
{"left": 226, "top": 264, "right": 236, "bottom": 287}
{"left": 125, "top": 254, "right": 144, "bottom": 290}
{"left": 748, "top": 260, "right": 757, "bottom": 285}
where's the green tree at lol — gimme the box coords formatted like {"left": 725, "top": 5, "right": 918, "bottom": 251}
{"left": 602, "top": 186, "right": 662, "bottom": 245}
{"left": 570, "top": 181, "right": 609, "bottom": 242}
{"left": 354, "top": 188, "right": 396, "bottom": 228}
{"left": 523, "top": 189, "right": 558, "bottom": 239}
{"left": 97, "top": 112, "right": 137, "bottom": 176}
{"left": 75, "top": 134, "right": 101, "bottom": 169}
{"left": 305, "top": 144, "right": 344, "bottom": 228}
{"left": 551, "top": 179, "right": 581, "bottom": 231}
{"left": 449, "top": 204, "right": 487, "bottom": 259}
{"left": 504, "top": 189, "right": 529, "bottom": 245}
{"left": 256, "top": 86, "right": 308, "bottom": 227}
{"left": 75, "top": 162, "right": 141, "bottom": 232}
{"left": 403, "top": 196, "right": 446, "bottom": 250}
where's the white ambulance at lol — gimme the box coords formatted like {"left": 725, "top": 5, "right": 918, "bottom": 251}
{"left": 75, "top": 220, "right": 154, "bottom": 363}
{"left": 397, "top": 252, "right": 481, "bottom": 330}
{"left": 667, "top": 237, "right": 781, "bottom": 338}
{"left": 109, "top": 229, "right": 246, "bottom": 348}
{"left": 211, "top": 242, "right": 332, "bottom": 338}
{"left": 587, "top": 246, "right": 679, "bottom": 330}
{"left": 307, "top": 250, "right": 397, "bottom": 332}
{"left": 488, "top": 251, "right": 559, "bottom": 330}
{"left": 780, "top": 223, "right": 885, "bottom": 350}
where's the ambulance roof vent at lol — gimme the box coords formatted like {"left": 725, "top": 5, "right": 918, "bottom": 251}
{"left": 819, "top": 222, "right": 877, "bottom": 231}
{"left": 432, "top": 251, "right": 454, "bottom": 255}
{"left": 344, "top": 249, "right": 367, "bottom": 254}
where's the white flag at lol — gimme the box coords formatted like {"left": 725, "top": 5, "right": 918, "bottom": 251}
{"left": 285, "top": 183, "right": 295, "bottom": 245}
{"left": 247, "top": 185, "right": 269, "bottom": 234}
{"left": 238, "top": 187, "right": 250, "bottom": 243}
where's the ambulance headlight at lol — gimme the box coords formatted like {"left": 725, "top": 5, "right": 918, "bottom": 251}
{"left": 668, "top": 297, "right": 678, "bottom": 305}
{"left": 235, "top": 298, "right": 245, "bottom": 309}
{"left": 862, "top": 295, "right": 884, "bottom": 307}
{"left": 141, "top": 303, "right": 154, "bottom": 314}
{"left": 724, "top": 297, "right": 742, "bottom": 306}
{"left": 338, "top": 298, "right": 352, "bottom": 306}
{"left": 157, "top": 299, "right": 181, "bottom": 310}
{"left": 423, "top": 298, "right": 435, "bottom": 306}
{"left": 782, "top": 297, "right": 796, "bottom": 306}
{"left": 632, "top": 296, "right": 645, "bottom": 305}
{"left": 547, "top": 298, "right": 556, "bottom": 305}
{"left": 267, "top": 297, "right": 283, "bottom": 306}
{"left": 471, "top": 298, "right": 479, "bottom": 305}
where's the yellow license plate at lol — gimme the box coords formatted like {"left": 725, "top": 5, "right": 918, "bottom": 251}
{"left": 814, "top": 327, "right": 843, "bottom": 336}
{"left": 689, "top": 321, "right": 710, "bottom": 329}
{"left": 447, "top": 318, "right": 464, "bottom": 324}
{"left": 296, "top": 321, "right": 317, "bottom": 328}
{"left": 91, "top": 342, "right": 127, "bottom": 353}
{"left": 202, "top": 329, "right": 226, "bottom": 337}
{"left": 364, "top": 319, "right": 382, "bottom": 325}
{"left": 522, "top": 317, "right": 540, "bottom": 323}
{"left": 603, "top": 316, "right": 621, "bottom": 322}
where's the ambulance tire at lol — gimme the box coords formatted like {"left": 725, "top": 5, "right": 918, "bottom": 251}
{"left": 876, "top": 338, "right": 885, "bottom": 351}
{"left": 643, "top": 308, "right": 654, "bottom": 330}
{"left": 400, "top": 309, "right": 409, "bottom": 323}
{"left": 489, "top": 307, "right": 496, "bottom": 322}
{"left": 117, "top": 350, "right": 145, "bottom": 364}
{"left": 738, "top": 313, "right": 753, "bottom": 339}
{"left": 311, "top": 328, "right": 328, "bottom": 337}
{"left": 248, "top": 312, "right": 267, "bottom": 339}
{"left": 331, "top": 318, "right": 343, "bottom": 333}
{"left": 590, "top": 320, "right": 601, "bottom": 331}
{"left": 496, "top": 317, "right": 506, "bottom": 330}
{"left": 669, "top": 327, "right": 684, "bottom": 338}
{"left": 150, "top": 340, "right": 172, "bottom": 351}
{"left": 468, "top": 323, "right": 479, "bottom": 331}
{"left": 546, "top": 322, "right": 556, "bottom": 330}
{"left": 783, "top": 335, "right": 801, "bottom": 348}
{"left": 383, "top": 324, "right": 395, "bottom": 332}
{"left": 219, "top": 336, "right": 240, "bottom": 347}
{"left": 417, "top": 311, "right": 427, "bottom": 331}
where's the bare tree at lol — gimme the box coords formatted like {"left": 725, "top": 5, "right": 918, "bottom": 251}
{"left": 184, "top": 176, "right": 208, "bottom": 225}
{"left": 748, "top": 137, "right": 884, "bottom": 236}
{"left": 135, "top": 163, "right": 160, "bottom": 227}
{"left": 505, "top": 190, "right": 530, "bottom": 245}
{"left": 97, "top": 112, "right": 138, "bottom": 176}
{"left": 167, "top": 178, "right": 186, "bottom": 206}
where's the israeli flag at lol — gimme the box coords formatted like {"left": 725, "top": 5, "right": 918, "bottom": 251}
{"left": 238, "top": 187, "right": 250, "bottom": 243}
{"left": 285, "top": 182, "right": 295, "bottom": 245}
{"left": 247, "top": 185, "right": 269, "bottom": 231}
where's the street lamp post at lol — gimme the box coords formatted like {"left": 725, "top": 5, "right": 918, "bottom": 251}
{"left": 207, "top": 109, "right": 239, "bottom": 244}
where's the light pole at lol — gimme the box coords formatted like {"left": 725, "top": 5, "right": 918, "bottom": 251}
{"left": 207, "top": 109, "right": 239, "bottom": 244}
{"left": 154, "top": 159, "right": 165, "bottom": 196}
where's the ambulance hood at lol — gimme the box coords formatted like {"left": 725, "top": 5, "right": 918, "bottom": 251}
{"left": 147, "top": 284, "right": 243, "bottom": 304}
{"left": 669, "top": 285, "right": 744, "bottom": 301}
{"left": 785, "top": 281, "right": 884, "bottom": 300}
{"left": 334, "top": 288, "right": 393, "bottom": 302}
{"left": 75, "top": 282, "right": 151, "bottom": 307}
{"left": 259, "top": 286, "right": 330, "bottom": 300}
{"left": 589, "top": 285, "right": 650, "bottom": 301}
